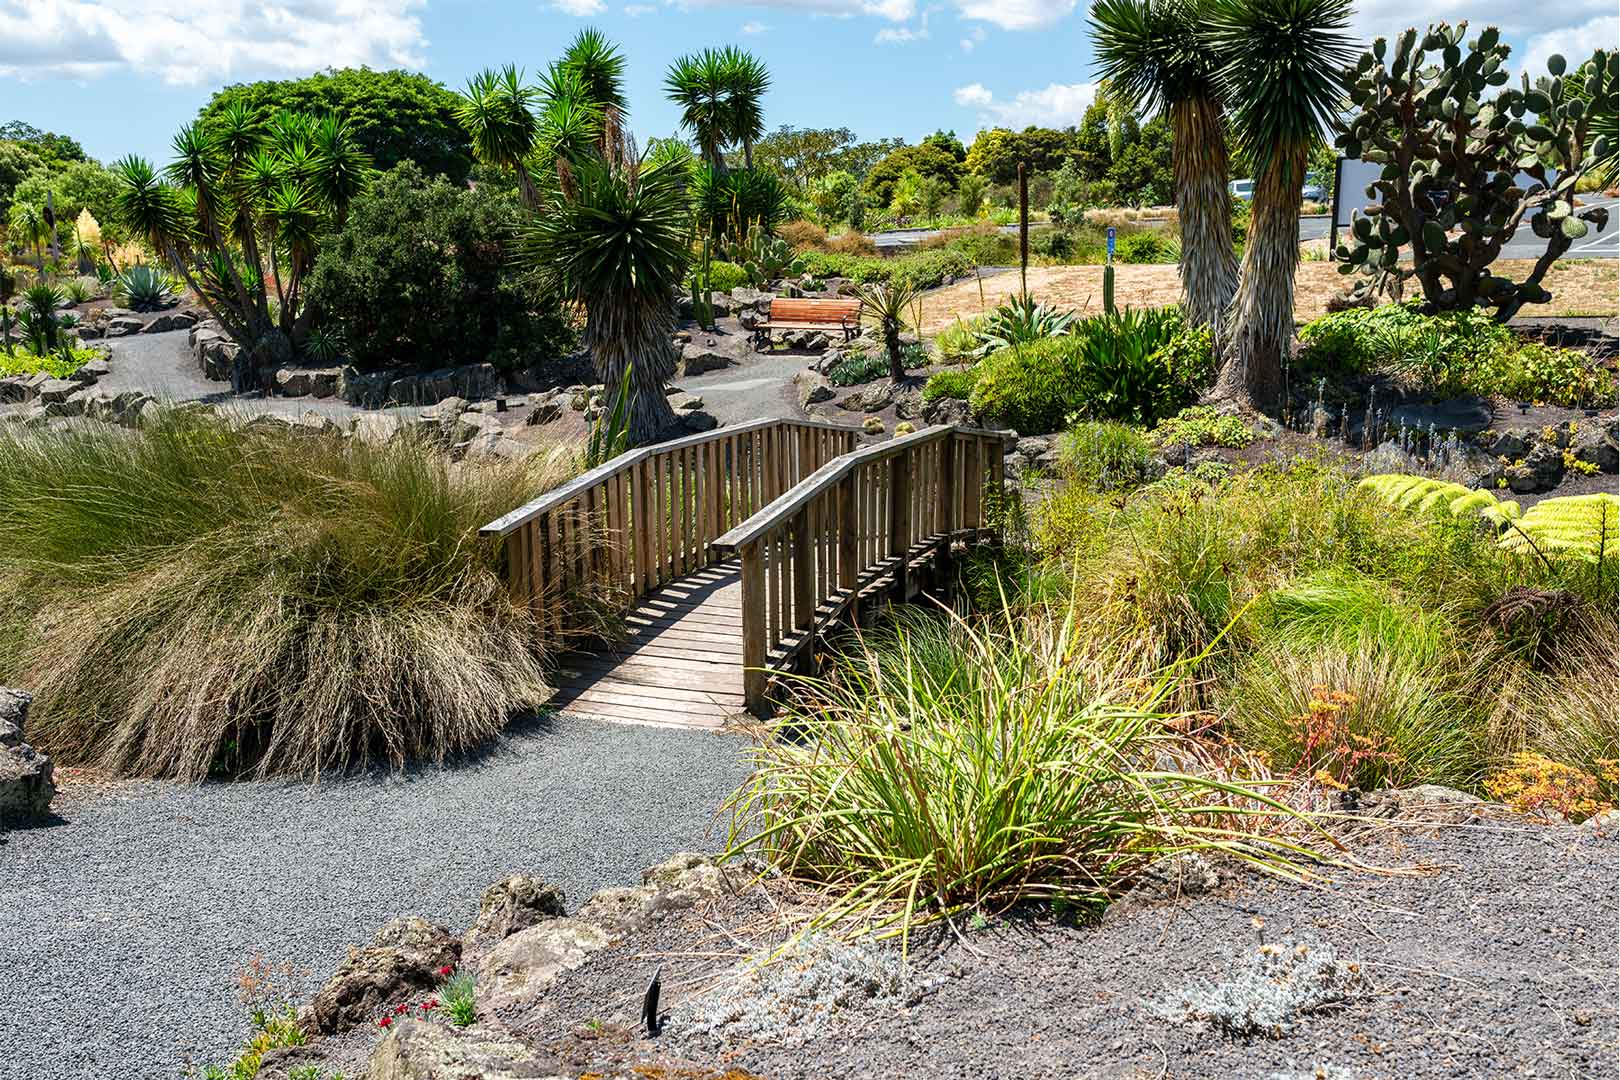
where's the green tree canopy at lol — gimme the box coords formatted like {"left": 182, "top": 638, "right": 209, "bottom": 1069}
{"left": 11, "top": 160, "right": 121, "bottom": 226}
{"left": 863, "top": 141, "right": 963, "bottom": 207}
{"left": 0, "top": 141, "right": 44, "bottom": 213}
{"left": 965, "top": 126, "right": 1080, "bottom": 183}
{"left": 198, "top": 68, "right": 473, "bottom": 183}
{"left": 0, "top": 122, "right": 85, "bottom": 166}
{"left": 751, "top": 125, "right": 858, "bottom": 190}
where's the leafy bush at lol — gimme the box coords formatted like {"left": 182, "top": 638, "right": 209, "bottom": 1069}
{"left": 1152, "top": 406, "right": 1254, "bottom": 449}
{"left": 1152, "top": 323, "right": 1217, "bottom": 394}
{"left": 1297, "top": 302, "right": 1613, "bottom": 407}
{"left": 827, "top": 348, "right": 891, "bottom": 386}
{"left": 0, "top": 411, "right": 586, "bottom": 780}
{"left": 922, "top": 365, "right": 980, "bottom": 402}
{"left": 60, "top": 276, "right": 97, "bottom": 304}
{"left": 0, "top": 345, "right": 98, "bottom": 378}
{"left": 973, "top": 294, "right": 1077, "bottom": 356}
{"left": 724, "top": 604, "right": 1298, "bottom": 940}
{"left": 305, "top": 162, "right": 576, "bottom": 373}
{"left": 778, "top": 219, "right": 828, "bottom": 250}
{"left": 796, "top": 248, "right": 974, "bottom": 292}
{"left": 971, "top": 307, "right": 1187, "bottom": 432}
{"left": 1485, "top": 752, "right": 1616, "bottom": 823}
{"left": 1059, "top": 421, "right": 1158, "bottom": 490}
{"left": 933, "top": 316, "right": 982, "bottom": 361}
{"left": 706, "top": 260, "right": 749, "bottom": 293}
{"left": 111, "top": 264, "right": 176, "bottom": 310}
{"left": 1116, "top": 230, "right": 1178, "bottom": 264}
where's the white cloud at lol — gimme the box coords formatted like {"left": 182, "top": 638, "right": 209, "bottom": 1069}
{"left": 956, "top": 0, "right": 1075, "bottom": 31}
{"left": 960, "top": 26, "right": 986, "bottom": 52}
{"left": 953, "top": 80, "right": 1099, "bottom": 129}
{"left": 0, "top": 0, "right": 426, "bottom": 84}
{"left": 679, "top": 0, "right": 917, "bottom": 18}
{"left": 624, "top": 2, "right": 656, "bottom": 12}
{"left": 875, "top": 8, "right": 929, "bottom": 43}
{"left": 553, "top": 0, "right": 605, "bottom": 11}
{"left": 1520, "top": 15, "right": 1617, "bottom": 79}
{"left": 740, "top": 19, "right": 768, "bottom": 33}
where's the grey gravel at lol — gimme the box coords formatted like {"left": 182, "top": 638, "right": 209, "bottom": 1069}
{"left": 0, "top": 714, "right": 750, "bottom": 1080}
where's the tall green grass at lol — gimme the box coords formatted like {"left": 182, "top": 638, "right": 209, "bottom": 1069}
{"left": 725, "top": 603, "right": 1308, "bottom": 944}
{"left": 0, "top": 411, "right": 586, "bottom": 780}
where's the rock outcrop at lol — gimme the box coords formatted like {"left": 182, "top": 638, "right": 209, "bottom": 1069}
{"left": 303, "top": 918, "right": 460, "bottom": 1035}
{"left": 0, "top": 688, "right": 55, "bottom": 825}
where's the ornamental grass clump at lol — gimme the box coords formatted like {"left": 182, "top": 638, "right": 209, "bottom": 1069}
{"left": 725, "top": 603, "right": 1308, "bottom": 944}
{"left": 0, "top": 411, "right": 587, "bottom": 781}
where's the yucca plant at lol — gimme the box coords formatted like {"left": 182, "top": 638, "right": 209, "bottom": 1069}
{"left": 1208, "top": 0, "right": 1356, "bottom": 406}
{"left": 17, "top": 283, "right": 67, "bottom": 355}
{"left": 1092, "top": 0, "right": 1240, "bottom": 336}
{"left": 855, "top": 280, "right": 922, "bottom": 381}
{"left": 112, "top": 264, "right": 178, "bottom": 311}
{"left": 973, "top": 293, "right": 1078, "bottom": 357}
{"left": 665, "top": 46, "right": 770, "bottom": 171}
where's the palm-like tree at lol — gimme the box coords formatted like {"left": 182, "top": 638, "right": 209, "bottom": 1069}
{"left": 722, "top": 47, "right": 771, "bottom": 169}
{"left": 456, "top": 66, "right": 542, "bottom": 207}
{"left": 665, "top": 49, "right": 734, "bottom": 171}
{"left": 8, "top": 202, "right": 46, "bottom": 265}
{"left": 112, "top": 110, "right": 370, "bottom": 357}
{"left": 1208, "top": 0, "right": 1355, "bottom": 407}
{"left": 1092, "top": 0, "right": 1240, "bottom": 337}
{"left": 560, "top": 27, "right": 628, "bottom": 152}
{"left": 520, "top": 146, "right": 689, "bottom": 443}
{"left": 855, "top": 281, "right": 921, "bottom": 382}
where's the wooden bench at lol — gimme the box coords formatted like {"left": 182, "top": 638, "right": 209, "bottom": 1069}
{"left": 753, "top": 297, "right": 861, "bottom": 349}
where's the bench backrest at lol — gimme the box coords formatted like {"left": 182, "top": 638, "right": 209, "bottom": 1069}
{"left": 767, "top": 297, "right": 861, "bottom": 324}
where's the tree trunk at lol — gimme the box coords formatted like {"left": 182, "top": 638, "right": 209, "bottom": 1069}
{"left": 884, "top": 321, "right": 904, "bottom": 382}
{"left": 589, "top": 294, "right": 679, "bottom": 445}
{"left": 1172, "top": 97, "right": 1240, "bottom": 340}
{"left": 1216, "top": 142, "right": 1307, "bottom": 410}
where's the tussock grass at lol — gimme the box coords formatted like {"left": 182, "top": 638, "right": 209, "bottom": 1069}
{"left": 725, "top": 603, "right": 1309, "bottom": 944}
{"left": 0, "top": 411, "right": 587, "bottom": 780}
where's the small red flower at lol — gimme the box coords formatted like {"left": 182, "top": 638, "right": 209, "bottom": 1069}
{"left": 393, "top": 1003, "right": 408, "bottom": 1015}
{"left": 377, "top": 1016, "right": 392, "bottom": 1029}
{"left": 437, "top": 965, "right": 453, "bottom": 977}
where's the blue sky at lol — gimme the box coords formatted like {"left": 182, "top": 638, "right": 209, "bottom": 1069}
{"left": 1, "top": 1, "right": 1614, "bottom": 167}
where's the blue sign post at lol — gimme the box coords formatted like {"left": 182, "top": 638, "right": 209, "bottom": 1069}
{"left": 1105, "top": 226, "right": 1116, "bottom": 262}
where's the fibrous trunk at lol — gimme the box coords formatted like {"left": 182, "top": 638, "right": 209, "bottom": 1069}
{"left": 1217, "top": 142, "right": 1308, "bottom": 409}
{"left": 588, "top": 294, "right": 679, "bottom": 445}
{"left": 1172, "top": 97, "right": 1240, "bottom": 339}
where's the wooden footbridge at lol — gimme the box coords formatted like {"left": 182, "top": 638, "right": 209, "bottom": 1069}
{"left": 480, "top": 418, "right": 1011, "bottom": 729}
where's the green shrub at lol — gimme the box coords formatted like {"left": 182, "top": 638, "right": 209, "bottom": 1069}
{"left": 1151, "top": 406, "right": 1254, "bottom": 449}
{"left": 111, "top": 264, "right": 176, "bottom": 310}
{"left": 1116, "top": 230, "right": 1177, "bottom": 264}
{"left": 1151, "top": 323, "right": 1216, "bottom": 394}
{"left": 973, "top": 294, "right": 1077, "bottom": 356}
{"left": 0, "top": 345, "right": 98, "bottom": 378}
{"left": 971, "top": 307, "right": 1187, "bottom": 433}
{"left": 1296, "top": 302, "right": 1614, "bottom": 407}
{"left": 1059, "top": 421, "right": 1157, "bottom": 490}
{"left": 0, "top": 411, "right": 586, "bottom": 780}
{"left": 923, "top": 365, "right": 980, "bottom": 403}
{"left": 305, "top": 161, "right": 577, "bottom": 373}
{"left": 826, "top": 348, "right": 890, "bottom": 386}
{"left": 724, "top": 603, "right": 1299, "bottom": 940}
{"left": 706, "top": 260, "right": 748, "bottom": 293}
{"left": 795, "top": 248, "right": 974, "bottom": 292}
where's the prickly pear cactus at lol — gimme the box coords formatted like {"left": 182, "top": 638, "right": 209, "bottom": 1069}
{"left": 1335, "top": 22, "right": 1615, "bottom": 322}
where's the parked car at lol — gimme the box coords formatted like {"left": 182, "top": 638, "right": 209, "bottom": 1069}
{"left": 1300, "top": 183, "right": 1326, "bottom": 202}
{"left": 1229, "top": 178, "right": 1255, "bottom": 201}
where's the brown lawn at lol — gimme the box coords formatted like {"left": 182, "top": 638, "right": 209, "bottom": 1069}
{"left": 919, "top": 258, "right": 1619, "bottom": 334}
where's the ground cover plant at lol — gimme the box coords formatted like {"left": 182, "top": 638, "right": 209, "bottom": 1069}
{"left": 795, "top": 248, "right": 973, "bottom": 292}
{"left": 0, "top": 411, "right": 591, "bottom": 780}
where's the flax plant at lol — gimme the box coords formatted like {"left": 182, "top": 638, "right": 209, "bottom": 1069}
{"left": 724, "top": 601, "right": 1312, "bottom": 948}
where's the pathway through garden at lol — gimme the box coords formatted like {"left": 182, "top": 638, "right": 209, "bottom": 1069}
{"left": 0, "top": 714, "right": 751, "bottom": 1080}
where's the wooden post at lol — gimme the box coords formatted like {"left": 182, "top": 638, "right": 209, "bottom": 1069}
{"left": 741, "top": 539, "right": 767, "bottom": 713}
{"left": 937, "top": 432, "right": 957, "bottom": 581}
{"left": 889, "top": 447, "right": 912, "bottom": 599}
{"left": 1018, "top": 161, "right": 1028, "bottom": 299}
{"left": 792, "top": 506, "right": 814, "bottom": 637}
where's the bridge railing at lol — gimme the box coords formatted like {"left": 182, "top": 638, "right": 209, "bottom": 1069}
{"left": 710, "top": 424, "right": 1012, "bottom": 711}
{"left": 480, "top": 417, "right": 861, "bottom": 638}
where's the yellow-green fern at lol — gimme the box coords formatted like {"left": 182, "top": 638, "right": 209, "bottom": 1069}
{"left": 1498, "top": 494, "right": 1619, "bottom": 562}
{"left": 1357, "top": 474, "right": 1522, "bottom": 523}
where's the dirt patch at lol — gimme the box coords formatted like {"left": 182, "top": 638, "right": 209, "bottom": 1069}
{"left": 919, "top": 259, "right": 1620, "bottom": 333}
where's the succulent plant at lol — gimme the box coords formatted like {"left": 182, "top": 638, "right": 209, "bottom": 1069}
{"left": 1335, "top": 23, "right": 1615, "bottom": 321}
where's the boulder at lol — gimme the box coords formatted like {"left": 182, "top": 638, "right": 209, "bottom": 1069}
{"left": 70, "top": 358, "right": 111, "bottom": 384}
{"left": 0, "top": 375, "right": 29, "bottom": 403}
{"left": 680, "top": 341, "right": 737, "bottom": 377}
{"left": 35, "top": 379, "right": 80, "bottom": 404}
{"left": 476, "top": 918, "right": 612, "bottom": 1012}
{"left": 460, "top": 431, "right": 537, "bottom": 462}
{"left": 1355, "top": 784, "right": 1487, "bottom": 825}
{"left": 105, "top": 315, "right": 145, "bottom": 337}
{"left": 339, "top": 367, "right": 398, "bottom": 408}
{"left": 1571, "top": 419, "right": 1618, "bottom": 473}
{"left": 525, "top": 394, "right": 568, "bottom": 426}
{"left": 273, "top": 367, "right": 344, "bottom": 399}
{"left": 142, "top": 310, "right": 198, "bottom": 334}
{"left": 1483, "top": 427, "right": 1534, "bottom": 460}
{"left": 462, "top": 875, "right": 566, "bottom": 960}
{"left": 922, "top": 395, "right": 973, "bottom": 427}
{"left": 350, "top": 414, "right": 405, "bottom": 445}
{"left": 682, "top": 410, "right": 719, "bottom": 434}
{"left": 574, "top": 853, "right": 750, "bottom": 935}
{"left": 0, "top": 689, "right": 54, "bottom": 824}
{"left": 894, "top": 392, "right": 924, "bottom": 421}
{"left": 857, "top": 382, "right": 895, "bottom": 413}
{"left": 706, "top": 292, "right": 734, "bottom": 318}
{"left": 366, "top": 1019, "right": 566, "bottom": 1080}
{"left": 304, "top": 917, "right": 459, "bottom": 1035}
{"left": 798, "top": 372, "right": 835, "bottom": 407}
{"left": 738, "top": 307, "right": 763, "bottom": 331}
{"left": 669, "top": 393, "right": 704, "bottom": 412}
{"left": 730, "top": 286, "right": 772, "bottom": 311}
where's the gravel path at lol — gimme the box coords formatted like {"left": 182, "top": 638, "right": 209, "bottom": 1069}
{"left": 0, "top": 715, "right": 750, "bottom": 1080}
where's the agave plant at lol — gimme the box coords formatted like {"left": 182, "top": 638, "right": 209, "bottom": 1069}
{"left": 974, "top": 294, "right": 1078, "bottom": 357}
{"left": 113, "top": 264, "right": 178, "bottom": 311}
